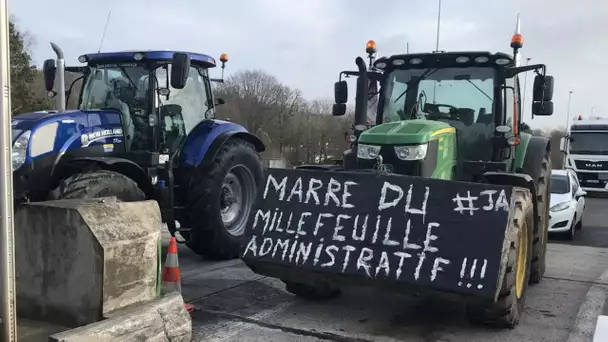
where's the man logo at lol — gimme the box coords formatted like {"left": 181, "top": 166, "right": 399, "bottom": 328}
{"left": 585, "top": 163, "right": 602, "bottom": 168}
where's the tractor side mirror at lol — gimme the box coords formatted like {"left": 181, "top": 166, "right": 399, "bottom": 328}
{"left": 559, "top": 137, "right": 567, "bottom": 152}
{"left": 215, "top": 97, "right": 226, "bottom": 106}
{"left": 334, "top": 81, "right": 348, "bottom": 104}
{"left": 332, "top": 103, "right": 347, "bottom": 116}
{"left": 43, "top": 59, "right": 56, "bottom": 92}
{"left": 171, "top": 53, "right": 191, "bottom": 89}
{"left": 532, "top": 100, "right": 553, "bottom": 116}
{"left": 533, "top": 75, "right": 554, "bottom": 102}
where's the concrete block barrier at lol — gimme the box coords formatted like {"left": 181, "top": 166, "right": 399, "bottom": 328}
{"left": 48, "top": 292, "right": 192, "bottom": 342}
{"left": 15, "top": 197, "right": 162, "bottom": 327}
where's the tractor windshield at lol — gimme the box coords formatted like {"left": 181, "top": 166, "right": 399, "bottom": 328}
{"left": 381, "top": 67, "right": 495, "bottom": 126}
{"left": 79, "top": 63, "right": 212, "bottom": 152}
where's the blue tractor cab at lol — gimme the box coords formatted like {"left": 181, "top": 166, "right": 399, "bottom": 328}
{"left": 11, "top": 43, "right": 266, "bottom": 260}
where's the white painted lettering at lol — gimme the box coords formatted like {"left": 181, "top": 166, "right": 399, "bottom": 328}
{"left": 495, "top": 189, "right": 510, "bottom": 212}
{"left": 286, "top": 177, "right": 304, "bottom": 202}
{"left": 356, "top": 247, "right": 374, "bottom": 277}
{"left": 394, "top": 251, "right": 412, "bottom": 280}
{"left": 405, "top": 185, "right": 430, "bottom": 223}
{"left": 295, "top": 242, "right": 312, "bottom": 265}
{"left": 375, "top": 251, "right": 391, "bottom": 277}
{"left": 480, "top": 190, "right": 497, "bottom": 211}
{"left": 324, "top": 178, "right": 342, "bottom": 207}
{"left": 263, "top": 174, "right": 287, "bottom": 200}
{"left": 252, "top": 210, "right": 271, "bottom": 234}
{"left": 382, "top": 217, "right": 400, "bottom": 246}
{"left": 378, "top": 182, "right": 404, "bottom": 210}
{"left": 321, "top": 245, "right": 338, "bottom": 267}
{"left": 342, "top": 245, "right": 357, "bottom": 272}
{"left": 342, "top": 181, "right": 358, "bottom": 209}
{"left": 273, "top": 238, "right": 290, "bottom": 260}
{"left": 305, "top": 178, "right": 323, "bottom": 205}
{"left": 242, "top": 236, "right": 258, "bottom": 257}
{"left": 289, "top": 239, "right": 298, "bottom": 262}
{"left": 313, "top": 213, "right": 334, "bottom": 236}
{"left": 296, "top": 212, "right": 311, "bottom": 236}
{"left": 259, "top": 238, "right": 273, "bottom": 256}
{"left": 414, "top": 222, "right": 440, "bottom": 281}
{"left": 333, "top": 214, "right": 351, "bottom": 242}
{"left": 313, "top": 243, "right": 324, "bottom": 266}
{"left": 352, "top": 214, "right": 368, "bottom": 241}
{"left": 430, "top": 257, "right": 450, "bottom": 281}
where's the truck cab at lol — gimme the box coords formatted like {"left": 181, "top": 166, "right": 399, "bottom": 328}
{"left": 562, "top": 117, "right": 608, "bottom": 192}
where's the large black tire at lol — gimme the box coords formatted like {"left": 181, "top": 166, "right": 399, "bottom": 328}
{"left": 284, "top": 281, "right": 341, "bottom": 301}
{"left": 529, "top": 150, "right": 551, "bottom": 284}
{"left": 466, "top": 188, "right": 534, "bottom": 328}
{"left": 49, "top": 169, "right": 146, "bottom": 201}
{"left": 185, "top": 138, "right": 264, "bottom": 260}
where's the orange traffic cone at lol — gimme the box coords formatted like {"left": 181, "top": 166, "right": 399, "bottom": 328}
{"left": 162, "top": 237, "right": 194, "bottom": 312}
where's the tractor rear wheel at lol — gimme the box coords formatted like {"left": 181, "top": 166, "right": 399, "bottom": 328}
{"left": 185, "top": 138, "right": 264, "bottom": 260}
{"left": 49, "top": 169, "right": 145, "bottom": 201}
{"left": 466, "top": 188, "right": 534, "bottom": 328}
{"left": 530, "top": 150, "right": 551, "bottom": 284}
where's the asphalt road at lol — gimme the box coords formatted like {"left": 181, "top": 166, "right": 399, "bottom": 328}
{"left": 165, "top": 197, "right": 608, "bottom": 342}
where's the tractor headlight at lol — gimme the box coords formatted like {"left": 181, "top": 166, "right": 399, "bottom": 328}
{"left": 12, "top": 130, "right": 31, "bottom": 171}
{"left": 357, "top": 144, "right": 381, "bottom": 160}
{"left": 394, "top": 144, "right": 428, "bottom": 161}
{"left": 550, "top": 201, "right": 570, "bottom": 212}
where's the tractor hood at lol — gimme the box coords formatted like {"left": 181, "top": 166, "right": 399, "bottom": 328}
{"left": 358, "top": 119, "right": 454, "bottom": 145}
{"left": 11, "top": 109, "right": 122, "bottom": 133}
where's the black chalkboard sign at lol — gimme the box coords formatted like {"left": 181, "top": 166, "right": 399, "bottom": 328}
{"left": 241, "top": 168, "right": 515, "bottom": 299}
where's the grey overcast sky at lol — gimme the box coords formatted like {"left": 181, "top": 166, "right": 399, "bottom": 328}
{"left": 10, "top": 0, "right": 608, "bottom": 131}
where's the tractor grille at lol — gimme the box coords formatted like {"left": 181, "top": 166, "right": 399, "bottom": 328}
{"left": 574, "top": 160, "right": 608, "bottom": 171}
{"left": 355, "top": 146, "right": 421, "bottom": 176}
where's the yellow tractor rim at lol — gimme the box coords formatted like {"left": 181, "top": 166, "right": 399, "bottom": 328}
{"left": 515, "top": 220, "right": 529, "bottom": 299}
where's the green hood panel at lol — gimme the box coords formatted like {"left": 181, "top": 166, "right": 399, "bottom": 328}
{"left": 358, "top": 119, "right": 454, "bottom": 145}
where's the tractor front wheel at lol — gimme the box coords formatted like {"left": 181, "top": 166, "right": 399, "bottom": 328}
{"left": 530, "top": 150, "right": 551, "bottom": 284}
{"left": 49, "top": 169, "right": 145, "bottom": 201}
{"left": 185, "top": 138, "right": 263, "bottom": 260}
{"left": 466, "top": 188, "right": 534, "bottom": 328}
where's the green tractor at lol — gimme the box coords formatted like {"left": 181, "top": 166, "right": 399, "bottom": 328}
{"left": 240, "top": 31, "right": 554, "bottom": 328}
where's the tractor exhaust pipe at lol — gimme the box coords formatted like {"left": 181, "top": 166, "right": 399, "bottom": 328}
{"left": 50, "top": 42, "right": 66, "bottom": 112}
{"left": 353, "top": 57, "right": 368, "bottom": 136}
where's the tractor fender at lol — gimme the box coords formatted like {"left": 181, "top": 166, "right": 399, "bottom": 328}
{"left": 481, "top": 171, "right": 539, "bottom": 237}
{"left": 180, "top": 119, "right": 265, "bottom": 169}
{"left": 198, "top": 131, "right": 265, "bottom": 169}
{"left": 521, "top": 135, "right": 551, "bottom": 185}
{"left": 52, "top": 156, "right": 154, "bottom": 197}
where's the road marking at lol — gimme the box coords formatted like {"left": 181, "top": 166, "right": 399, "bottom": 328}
{"left": 568, "top": 267, "right": 608, "bottom": 342}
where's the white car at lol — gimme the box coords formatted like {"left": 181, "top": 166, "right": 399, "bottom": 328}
{"left": 549, "top": 169, "right": 586, "bottom": 240}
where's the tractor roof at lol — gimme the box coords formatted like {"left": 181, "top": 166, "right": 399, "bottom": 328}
{"left": 80, "top": 51, "right": 217, "bottom": 68}
{"left": 374, "top": 51, "right": 515, "bottom": 70}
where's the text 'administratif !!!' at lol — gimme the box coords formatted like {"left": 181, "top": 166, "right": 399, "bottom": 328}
{"left": 243, "top": 174, "right": 511, "bottom": 290}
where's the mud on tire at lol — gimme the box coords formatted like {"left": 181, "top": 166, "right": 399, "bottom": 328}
{"left": 466, "top": 188, "right": 534, "bottom": 329}
{"left": 530, "top": 149, "right": 551, "bottom": 284}
{"left": 49, "top": 169, "right": 146, "bottom": 201}
{"left": 185, "top": 138, "right": 264, "bottom": 260}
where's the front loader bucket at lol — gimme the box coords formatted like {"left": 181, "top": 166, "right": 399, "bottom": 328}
{"left": 241, "top": 168, "right": 516, "bottom": 301}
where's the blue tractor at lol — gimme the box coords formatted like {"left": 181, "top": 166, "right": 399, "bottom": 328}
{"left": 11, "top": 43, "right": 266, "bottom": 260}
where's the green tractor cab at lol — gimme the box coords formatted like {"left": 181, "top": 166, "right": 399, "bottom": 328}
{"left": 241, "top": 27, "right": 554, "bottom": 329}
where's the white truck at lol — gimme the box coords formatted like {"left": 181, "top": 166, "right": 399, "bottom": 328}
{"left": 561, "top": 117, "right": 608, "bottom": 192}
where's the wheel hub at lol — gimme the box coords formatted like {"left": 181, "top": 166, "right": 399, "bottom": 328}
{"left": 220, "top": 165, "right": 256, "bottom": 237}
